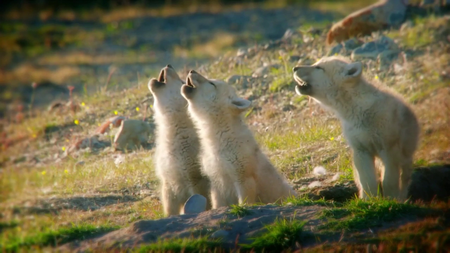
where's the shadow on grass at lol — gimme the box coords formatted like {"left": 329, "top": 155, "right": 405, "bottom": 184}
{"left": 13, "top": 194, "right": 140, "bottom": 215}
{"left": 305, "top": 164, "right": 450, "bottom": 203}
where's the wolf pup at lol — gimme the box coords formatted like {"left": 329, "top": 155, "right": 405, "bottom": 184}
{"left": 148, "top": 65, "right": 210, "bottom": 216}
{"left": 293, "top": 56, "right": 419, "bottom": 201}
{"left": 181, "top": 70, "right": 297, "bottom": 209}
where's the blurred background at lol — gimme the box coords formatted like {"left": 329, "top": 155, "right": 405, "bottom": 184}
{"left": 0, "top": 0, "right": 379, "bottom": 118}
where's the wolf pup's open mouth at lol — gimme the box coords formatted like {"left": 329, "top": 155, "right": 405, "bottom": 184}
{"left": 294, "top": 74, "right": 311, "bottom": 95}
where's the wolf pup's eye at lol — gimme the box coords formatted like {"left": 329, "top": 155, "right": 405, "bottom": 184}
{"left": 315, "top": 66, "right": 323, "bottom": 70}
{"left": 209, "top": 81, "right": 216, "bottom": 87}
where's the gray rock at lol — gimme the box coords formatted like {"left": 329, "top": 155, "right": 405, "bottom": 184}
{"left": 308, "top": 181, "right": 322, "bottom": 189}
{"left": 328, "top": 43, "right": 343, "bottom": 56}
{"left": 183, "top": 194, "right": 207, "bottom": 214}
{"left": 378, "top": 50, "right": 400, "bottom": 70}
{"left": 343, "top": 38, "right": 363, "bottom": 51}
{"left": 351, "top": 36, "right": 398, "bottom": 60}
{"left": 210, "top": 229, "right": 229, "bottom": 239}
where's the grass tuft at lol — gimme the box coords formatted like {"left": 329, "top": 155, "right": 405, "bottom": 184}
{"left": 135, "top": 237, "right": 222, "bottom": 253}
{"left": 242, "top": 217, "right": 307, "bottom": 252}
{"left": 282, "top": 195, "right": 332, "bottom": 207}
{"left": 228, "top": 204, "right": 252, "bottom": 218}
{"left": 320, "top": 198, "right": 423, "bottom": 231}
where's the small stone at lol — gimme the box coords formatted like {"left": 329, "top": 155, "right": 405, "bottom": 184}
{"left": 330, "top": 173, "right": 341, "bottom": 182}
{"left": 183, "top": 194, "right": 207, "bottom": 214}
{"left": 210, "top": 229, "right": 229, "bottom": 239}
{"left": 313, "top": 166, "right": 327, "bottom": 176}
{"left": 328, "top": 43, "right": 343, "bottom": 56}
{"left": 308, "top": 181, "right": 322, "bottom": 189}
{"left": 351, "top": 35, "right": 398, "bottom": 61}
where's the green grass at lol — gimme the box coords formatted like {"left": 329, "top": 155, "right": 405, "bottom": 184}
{"left": 282, "top": 196, "right": 332, "bottom": 207}
{"left": 241, "top": 217, "right": 307, "bottom": 252}
{"left": 1, "top": 223, "right": 119, "bottom": 251}
{"left": 229, "top": 204, "right": 252, "bottom": 218}
{"left": 319, "top": 198, "right": 423, "bottom": 231}
{"left": 135, "top": 237, "right": 221, "bottom": 253}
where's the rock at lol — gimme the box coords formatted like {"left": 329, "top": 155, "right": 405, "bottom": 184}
{"left": 351, "top": 35, "right": 398, "bottom": 60}
{"left": 328, "top": 44, "right": 343, "bottom": 56}
{"left": 210, "top": 229, "right": 229, "bottom": 239}
{"left": 378, "top": 50, "right": 400, "bottom": 70}
{"left": 343, "top": 38, "right": 364, "bottom": 51}
{"left": 330, "top": 173, "right": 341, "bottom": 182}
{"left": 326, "top": 0, "right": 408, "bottom": 45}
{"left": 114, "top": 119, "right": 152, "bottom": 151}
{"left": 313, "top": 166, "right": 327, "bottom": 176}
{"left": 308, "top": 181, "right": 322, "bottom": 189}
{"left": 183, "top": 194, "right": 207, "bottom": 214}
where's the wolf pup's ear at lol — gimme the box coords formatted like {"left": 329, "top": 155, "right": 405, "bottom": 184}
{"left": 231, "top": 97, "right": 251, "bottom": 112}
{"left": 343, "top": 62, "right": 362, "bottom": 78}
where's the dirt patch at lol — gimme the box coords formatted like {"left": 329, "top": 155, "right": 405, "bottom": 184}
{"left": 61, "top": 205, "right": 323, "bottom": 251}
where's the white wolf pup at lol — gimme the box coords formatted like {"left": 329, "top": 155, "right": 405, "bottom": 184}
{"left": 180, "top": 70, "right": 297, "bottom": 208}
{"left": 148, "top": 65, "right": 210, "bottom": 216}
{"left": 293, "top": 56, "right": 419, "bottom": 201}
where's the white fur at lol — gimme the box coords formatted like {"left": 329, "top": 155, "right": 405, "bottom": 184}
{"left": 181, "top": 71, "right": 297, "bottom": 208}
{"left": 293, "top": 56, "right": 419, "bottom": 201}
{"left": 148, "top": 66, "right": 209, "bottom": 216}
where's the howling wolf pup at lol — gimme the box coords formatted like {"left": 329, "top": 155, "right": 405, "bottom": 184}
{"left": 148, "top": 65, "right": 210, "bottom": 216}
{"left": 180, "top": 70, "right": 297, "bottom": 209}
{"left": 293, "top": 56, "right": 419, "bottom": 201}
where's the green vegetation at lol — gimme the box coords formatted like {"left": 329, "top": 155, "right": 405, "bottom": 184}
{"left": 242, "top": 218, "right": 307, "bottom": 252}
{"left": 282, "top": 196, "right": 331, "bottom": 207}
{"left": 319, "top": 198, "right": 423, "bottom": 231}
{"left": 136, "top": 237, "right": 222, "bottom": 253}
{"left": 229, "top": 204, "right": 252, "bottom": 218}
{"left": 1, "top": 224, "right": 118, "bottom": 251}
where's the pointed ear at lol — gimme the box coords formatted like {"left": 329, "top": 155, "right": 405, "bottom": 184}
{"left": 231, "top": 97, "right": 251, "bottom": 112}
{"left": 343, "top": 62, "right": 362, "bottom": 78}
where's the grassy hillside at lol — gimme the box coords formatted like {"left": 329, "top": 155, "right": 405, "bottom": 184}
{"left": 0, "top": 2, "right": 449, "bottom": 251}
